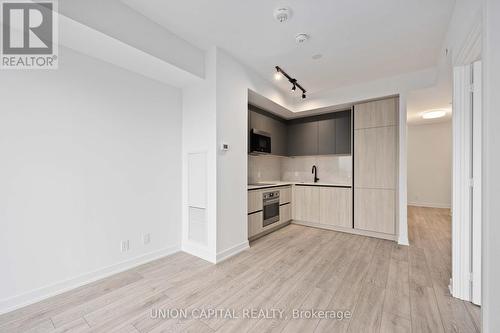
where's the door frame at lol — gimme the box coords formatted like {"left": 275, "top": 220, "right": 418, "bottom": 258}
{"left": 451, "top": 61, "right": 482, "bottom": 305}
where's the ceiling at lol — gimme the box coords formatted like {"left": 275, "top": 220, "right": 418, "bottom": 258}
{"left": 121, "top": 0, "right": 455, "bottom": 96}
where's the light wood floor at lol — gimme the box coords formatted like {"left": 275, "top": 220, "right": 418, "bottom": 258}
{"left": 0, "top": 206, "right": 480, "bottom": 333}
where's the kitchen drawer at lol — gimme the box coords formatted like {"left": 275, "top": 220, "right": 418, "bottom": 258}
{"left": 248, "top": 190, "right": 263, "bottom": 214}
{"left": 248, "top": 212, "right": 263, "bottom": 238}
{"left": 279, "top": 187, "right": 292, "bottom": 204}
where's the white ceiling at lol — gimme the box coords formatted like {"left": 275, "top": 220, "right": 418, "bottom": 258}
{"left": 121, "top": 0, "right": 455, "bottom": 95}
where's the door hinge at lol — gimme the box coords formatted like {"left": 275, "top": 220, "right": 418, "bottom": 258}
{"left": 470, "top": 84, "right": 475, "bottom": 92}
{"left": 470, "top": 272, "right": 474, "bottom": 282}
{"left": 469, "top": 178, "right": 474, "bottom": 188}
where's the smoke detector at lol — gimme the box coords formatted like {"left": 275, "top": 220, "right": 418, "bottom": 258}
{"left": 273, "top": 7, "right": 291, "bottom": 23}
{"left": 295, "top": 33, "right": 310, "bottom": 44}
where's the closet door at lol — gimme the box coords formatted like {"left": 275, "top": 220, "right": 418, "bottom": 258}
{"left": 353, "top": 98, "right": 398, "bottom": 235}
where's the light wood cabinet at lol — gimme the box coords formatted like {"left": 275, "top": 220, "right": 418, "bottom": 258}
{"left": 248, "top": 212, "right": 263, "bottom": 238}
{"left": 354, "top": 188, "right": 395, "bottom": 234}
{"left": 354, "top": 126, "right": 397, "bottom": 189}
{"left": 354, "top": 97, "right": 398, "bottom": 129}
{"left": 248, "top": 190, "right": 263, "bottom": 214}
{"left": 353, "top": 97, "right": 398, "bottom": 236}
{"left": 319, "top": 187, "right": 352, "bottom": 228}
{"left": 279, "top": 203, "right": 291, "bottom": 224}
{"left": 293, "top": 186, "right": 320, "bottom": 223}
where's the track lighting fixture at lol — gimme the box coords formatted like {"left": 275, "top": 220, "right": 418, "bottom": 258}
{"left": 274, "top": 66, "right": 307, "bottom": 99}
{"left": 274, "top": 67, "right": 281, "bottom": 80}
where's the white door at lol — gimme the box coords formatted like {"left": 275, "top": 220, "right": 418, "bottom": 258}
{"left": 451, "top": 61, "right": 482, "bottom": 305}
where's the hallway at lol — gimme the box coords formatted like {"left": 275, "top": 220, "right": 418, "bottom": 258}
{"left": 407, "top": 206, "right": 480, "bottom": 332}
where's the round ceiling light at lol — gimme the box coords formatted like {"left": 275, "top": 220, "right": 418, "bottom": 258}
{"left": 422, "top": 109, "right": 447, "bottom": 119}
{"left": 273, "top": 7, "right": 291, "bottom": 23}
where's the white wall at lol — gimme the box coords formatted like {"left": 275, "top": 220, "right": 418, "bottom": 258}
{"left": 180, "top": 47, "right": 287, "bottom": 262}
{"left": 482, "top": 0, "right": 500, "bottom": 330}
{"left": 181, "top": 48, "right": 218, "bottom": 262}
{"left": 407, "top": 121, "right": 452, "bottom": 208}
{"left": 214, "top": 48, "right": 289, "bottom": 259}
{"left": 0, "top": 47, "right": 182, "bottom": 313}
{"left": 61, "top": 0, "right": 205, "bottom": 79}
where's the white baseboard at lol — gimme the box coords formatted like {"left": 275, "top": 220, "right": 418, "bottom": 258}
{"left": 408, "top": 201, "right": 451, "bottom": 209}
{"left": 0, "top": 245, "right": 180, "bottom": 315}
{"left": 216, "top": 241, "right": 249, "bottom": 263}
{"left": 398, "top": 235, "right": 410, "bottom": 246}
{"left": 182, "top": 241, "right": 216, "bottom": 263}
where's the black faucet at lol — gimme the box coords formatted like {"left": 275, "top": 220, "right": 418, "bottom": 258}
{"left": 312, "top": 165, "right": 319, "bottom": 183}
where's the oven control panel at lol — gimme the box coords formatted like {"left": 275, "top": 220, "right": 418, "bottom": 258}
{"left": 263, "top": 191, "right": 280, "bottom": 199}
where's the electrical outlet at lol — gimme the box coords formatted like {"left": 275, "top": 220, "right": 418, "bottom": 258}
{"left": 120, "top": 240, "right": 129, "bottom": 252}
{"left": 143, "top": 233, "right": 151, "bottom": 245}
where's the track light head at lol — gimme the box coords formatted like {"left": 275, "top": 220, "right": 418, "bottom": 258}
{"left": 291, "top": 83, "right": 296, "bottom": 91}
{"left": 302, "top": 93, "right": 306, "bottom": 99}
{"left": 274, "top": 66, "right": 281, "bottom": 80}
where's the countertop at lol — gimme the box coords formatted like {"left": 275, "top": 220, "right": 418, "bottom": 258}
{"left": 248, "top": 181, "right": 352, "bottom": 190}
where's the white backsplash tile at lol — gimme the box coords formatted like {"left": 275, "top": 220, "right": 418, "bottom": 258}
{"left": 249, "top": 155, "right": 352, "bottom": 185}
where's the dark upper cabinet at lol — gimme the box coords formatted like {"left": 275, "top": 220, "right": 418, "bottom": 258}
{"left": 248, "top": 105, "right": 351, "bottom": 156}
{"left": 248, "top": 106, "right": 288, "bottom": 156}
{"left": 335, "top": 110, "right": 352, "bottom": 154}
{"left": 288, "top": 120, "right": 319, "bottom": 156}
{"left": 318, "top": 118, "right": 336, "bottom": 155}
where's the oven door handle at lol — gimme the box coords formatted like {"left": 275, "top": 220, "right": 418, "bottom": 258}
{"left": 264, "top": 198, "right": 280, "bottom": 205}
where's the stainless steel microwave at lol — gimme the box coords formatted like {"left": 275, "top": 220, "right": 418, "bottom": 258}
{"left": 250, "top": 129, "right": 271, "bottom": 154}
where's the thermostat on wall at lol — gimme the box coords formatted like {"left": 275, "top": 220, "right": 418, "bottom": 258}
{"left": 220, "top": 143, "right": 229, "bottom": 151}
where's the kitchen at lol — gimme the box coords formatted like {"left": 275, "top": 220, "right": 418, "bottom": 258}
{"left": 247, "top": 96, "right": 399, "bottom": 242}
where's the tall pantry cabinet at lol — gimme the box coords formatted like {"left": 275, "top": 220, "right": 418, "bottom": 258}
{"left": 353, "top": 97, "right": 398, "bottom": 236}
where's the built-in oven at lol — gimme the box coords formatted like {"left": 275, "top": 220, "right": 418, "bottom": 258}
{"left": 250, "top": 129, "right": 271, "bottom": 154}
{"left": 263, "top": 191, "right": 280, "bottom": 227}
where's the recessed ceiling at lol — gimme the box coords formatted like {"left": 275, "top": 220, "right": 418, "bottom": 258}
{"left": 407, "top": 80, "right": 453, "bottom": 124}
{"left": 121, "top": 0, "right": 455, "bottom": 95}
